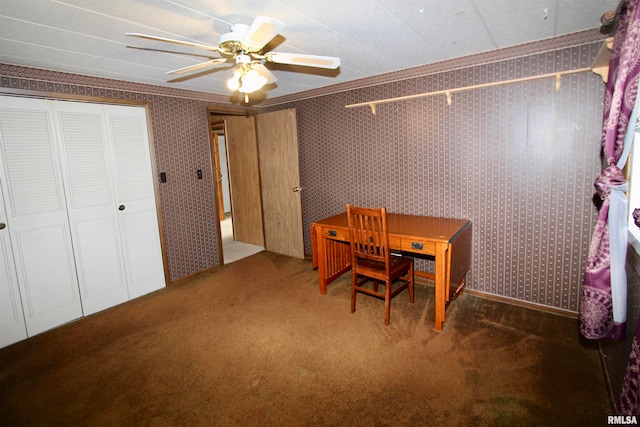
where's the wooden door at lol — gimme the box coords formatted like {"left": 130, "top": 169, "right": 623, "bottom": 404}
{"left": 210, "top": 132, "right": 226, "bottom": 222}
{"left": 223, "top": 116, "right": 264, "bottom": 246}
{"left": 256, "top": 109, "right": 304, "bottom": 258}
{"left": 0, "top": 96, "right": 83, "bottom": 336}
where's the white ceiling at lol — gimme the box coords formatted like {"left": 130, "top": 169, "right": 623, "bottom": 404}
{"left": 0, "top": 0, "right": 620, "bottom": 103}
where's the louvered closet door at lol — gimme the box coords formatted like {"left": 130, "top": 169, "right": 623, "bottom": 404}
{"left": 0, "top": 97, "right": 83, "bottom": 336}
{"left": 0, "top": 183, "right": 27, "bottom": 348}
{"left": 54, "top": 101, "right": 129, "bottom": 315}
{"left": 104, "top": 105, "right": 165, "bottom": 299}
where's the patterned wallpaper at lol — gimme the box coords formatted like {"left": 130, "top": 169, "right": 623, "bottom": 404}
{"left": 0, "top": 30, "right": 608, "bottom": 314}
{"left": 149, "top": 95, "right": 220, "bottom": 282}
{"left": 267, "top": 40, "right": 605, "bottom": 314}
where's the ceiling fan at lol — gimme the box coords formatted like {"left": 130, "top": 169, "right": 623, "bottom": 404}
{"left": 126, "top": 15, "right": 341, "bottom": 102}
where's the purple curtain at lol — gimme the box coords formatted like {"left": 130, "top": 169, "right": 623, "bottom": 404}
{"left": 578, "top": 0, "right": 640, "bottom": 416}
{"left": 580, "top": 0, "right": 640, "bottom": 342}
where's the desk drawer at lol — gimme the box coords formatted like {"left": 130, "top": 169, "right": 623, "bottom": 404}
{"left": 321, "top": 227, "right": 349, "bottom": 241}
{"left": 401, "top": 238, "right": 436, "bottom": 254}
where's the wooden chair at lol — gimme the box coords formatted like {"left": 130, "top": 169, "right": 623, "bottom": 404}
{"left": 346, "top": 204, "right": 415, "bottom": 325}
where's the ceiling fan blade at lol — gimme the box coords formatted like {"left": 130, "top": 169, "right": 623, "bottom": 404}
{"left": 241, "top": 16, "right": 285, "bottom": 51}
{"left": 125, "top": 33, "right": 222, "bottom": 53}
{"left": 167, "top": 65, "right": 232, "bottom": 83}
{"left": 167, "top": 59, "right": 228, "bottom": 75}
{"left": 127, "top": 45, "right": 218, "bottom": 59}
{"left": 252, "top": 63, "right": 277, "bottom": 84}
{"left": 266, "top": 52, "right": 340, "bottom": 69}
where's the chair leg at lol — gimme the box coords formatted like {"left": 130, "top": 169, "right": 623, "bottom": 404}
{"left": 351, "top": 272, "right": 357, "bottom": 314}
{"left": 384, "top": 280, "right": 391, "bottom": 325}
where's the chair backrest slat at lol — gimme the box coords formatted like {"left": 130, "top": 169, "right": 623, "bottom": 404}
{"left": 346, "top": 204, "right": 391, "bottom": 269}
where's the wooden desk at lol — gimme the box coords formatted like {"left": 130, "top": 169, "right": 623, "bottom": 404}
{"left": 311, "top": 213, "right": 472, "bottom": 331}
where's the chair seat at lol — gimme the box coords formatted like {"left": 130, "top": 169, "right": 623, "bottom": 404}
{"left": 357, "top": 255, "right": 413, "bottom": 279}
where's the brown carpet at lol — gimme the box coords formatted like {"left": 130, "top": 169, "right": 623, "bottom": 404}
{"left": 0, "top": 251, "right": 609, "bottom": 426}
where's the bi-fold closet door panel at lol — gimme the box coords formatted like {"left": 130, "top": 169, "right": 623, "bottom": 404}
{"left": 104, "top": 105, "right": 165, "bottom": 299}
{"left": 0, "top": 180, "right": 27, "bottom": 347}
{"left": 0, "top": 97, "right": 83, "bottom": 343}
{"left": 54, "top": 101, "right": 129, "bottom": 315}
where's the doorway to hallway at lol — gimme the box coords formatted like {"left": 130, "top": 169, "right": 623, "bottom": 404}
{"left": 211, "top": 123, "right": 264, "bottom": 264}
{"left": 220, "top": 213, "right": 263, "bottom": 263}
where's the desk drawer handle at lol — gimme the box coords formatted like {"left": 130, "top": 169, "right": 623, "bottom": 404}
{"left": 411, "top": 242, "right": 424, "bottom": 250}
{"left": 328, "top": 230, "right": 337, "bottom": 237}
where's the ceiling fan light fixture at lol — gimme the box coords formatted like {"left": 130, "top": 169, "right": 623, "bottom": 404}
{"left": 226, "top": 65, "right": 268, "bottom": 102}
{"left": 227, "top": 70, "right": 241, "bottom": 91}
{"left": 239, "top": 69, "right": 268, "bottom": 93}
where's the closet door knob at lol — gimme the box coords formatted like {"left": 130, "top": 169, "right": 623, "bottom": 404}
{"left": 0, "top": 223, "right": 5, "bottom": 229}
{"left": 118, "top": 205, "right": 125, "bottom": 211}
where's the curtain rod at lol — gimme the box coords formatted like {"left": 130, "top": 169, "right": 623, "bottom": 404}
{"left": 344, "top": 67, "right": 593, "bottom": 114}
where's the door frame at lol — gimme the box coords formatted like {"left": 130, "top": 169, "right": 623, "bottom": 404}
{"left": 208, "top": 108, "right": 260, "bottom": 265}
{"left": 207, "top": 106, "right": 305, "bottom": 263}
